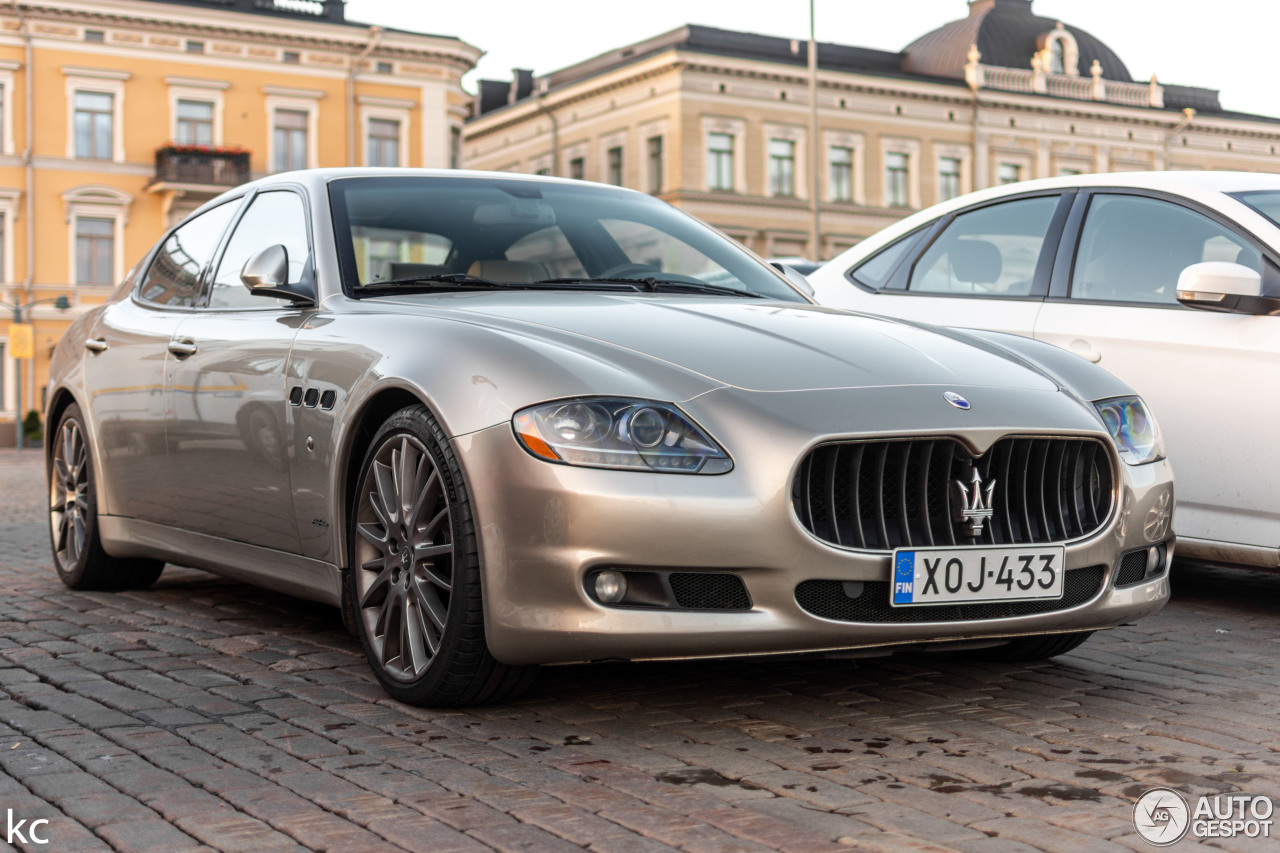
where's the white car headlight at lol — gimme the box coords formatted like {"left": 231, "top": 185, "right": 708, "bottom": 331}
{"left": 1094, "top": 396, "right": 1164, "bottom": 465}
{"left": 513, "top": 397, "right": 732, "bottom": 474}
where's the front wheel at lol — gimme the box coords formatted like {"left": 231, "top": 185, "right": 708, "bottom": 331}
{"left": 48, "top": 404, "right": 165, "bottom": 590}
{"left": 346, "top": 404, "right": 536, "bottom": 707}
{"left": 974, "top": 631, "right": 1094, "bottom": 662}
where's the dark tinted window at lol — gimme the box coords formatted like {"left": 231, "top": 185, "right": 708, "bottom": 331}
{"left": 908, "top": 197, "right": 1058, "bottom": 296}
{"left": 848, "top": 229, "right": 926, "bottom": 289}
{"left": 137, "top": 201, "right": 238, "bottom": 307}
{"left": 208, "top": 191, "right": 309, "bottom": 309}
{"left": 1071, "top": 194, "right": 1260, "bottom": 305}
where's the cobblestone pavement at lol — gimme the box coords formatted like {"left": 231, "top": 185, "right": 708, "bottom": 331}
{"left": 0, "top": 449, "right": 1277, "bottom": 852}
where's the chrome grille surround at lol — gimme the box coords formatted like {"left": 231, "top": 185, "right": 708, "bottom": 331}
{"left": 792, "top": 436, "right": 1116, "bottom": 552}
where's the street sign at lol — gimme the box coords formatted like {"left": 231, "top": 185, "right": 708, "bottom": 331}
{"left": 8, "top": 323, "right": 33, "bottom": 359}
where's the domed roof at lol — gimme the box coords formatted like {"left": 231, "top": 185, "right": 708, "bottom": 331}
{"left": 903, "top": 0, "right": 1132, "bottom": 82}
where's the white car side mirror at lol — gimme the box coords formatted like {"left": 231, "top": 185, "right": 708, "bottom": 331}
{"left": 1175, "top": 261, "right": 1263, "bottom": 313}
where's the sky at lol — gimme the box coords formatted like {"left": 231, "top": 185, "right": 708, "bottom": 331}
{"left": 342, "top": 0, "right": 1280, "bottom": 118}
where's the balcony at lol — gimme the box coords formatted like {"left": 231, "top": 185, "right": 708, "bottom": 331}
{"left": 153, "top": 146, "right": 251, "bottom": 189}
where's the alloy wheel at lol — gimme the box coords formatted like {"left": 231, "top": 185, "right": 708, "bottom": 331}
{"left": 353, "top": 433, "right": 454, "bottom": 682}
{"left": 50, "top": 418, "right": 90, "bottom": 571}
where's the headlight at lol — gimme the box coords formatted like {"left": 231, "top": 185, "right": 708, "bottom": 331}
{"left": 1094, "top": 396, "right": 1163, "bottom": 465}
{"left": 513, "top": 397, "right": 732, "bottom": 474}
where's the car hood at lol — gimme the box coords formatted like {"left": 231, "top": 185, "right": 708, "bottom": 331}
{"left": 370, "top": 292, "right": 1059, "bottom": 394}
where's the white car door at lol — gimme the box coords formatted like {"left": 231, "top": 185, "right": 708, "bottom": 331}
{"left": 812, "top": 193, "right": 1070, "bottom": 337}
{"left": 1033, "top": 191, "right": 1280, "bottom": 557}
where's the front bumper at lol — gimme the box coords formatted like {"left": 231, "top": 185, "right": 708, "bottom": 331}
{"left": 454, "top": 385, "right": 1174, "bottom": 666}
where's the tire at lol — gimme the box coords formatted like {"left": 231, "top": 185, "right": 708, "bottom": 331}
{"left": 976, "top": 631, "right": 1094, "bottom": 662}
{"left": 48, "top": 404, "right": 165, "bottom": 591}
{"left": 346, "top": 404, "right": 536, "bottom": 707}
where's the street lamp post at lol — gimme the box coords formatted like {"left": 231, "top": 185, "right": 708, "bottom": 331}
{"left": 1, "top": 295, "right": 70, "bottom": 450}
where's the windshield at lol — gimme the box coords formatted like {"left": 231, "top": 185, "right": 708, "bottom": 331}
{"left": 328, "top": 175, "right": 806, "bottom": 301}
{"left": 1232, "top": 190, "right": 1280, "bottom": 230}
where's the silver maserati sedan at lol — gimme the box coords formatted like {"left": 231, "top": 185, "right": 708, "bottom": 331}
{"left": 46, "top": 169, "right": 1173, "bottom": 707}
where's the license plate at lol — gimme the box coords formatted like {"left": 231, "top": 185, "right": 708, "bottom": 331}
{"left": 891, "top": 546, "right": 1065, "bottom": 607}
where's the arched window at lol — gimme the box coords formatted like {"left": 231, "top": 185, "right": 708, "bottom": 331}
{"left": 1039, "top": 24, "right": 1080, "bottom": 76}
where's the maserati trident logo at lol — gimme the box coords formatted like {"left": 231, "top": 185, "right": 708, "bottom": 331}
{"left": 952, "top": 467, "right": 996, "bottom": 537}
{"left": 943, "top": 391, "right": 971, "bottom": 410}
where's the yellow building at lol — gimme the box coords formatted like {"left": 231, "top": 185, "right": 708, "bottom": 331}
{"left": 0, "top": 0, "right": 480, "bottom": 445}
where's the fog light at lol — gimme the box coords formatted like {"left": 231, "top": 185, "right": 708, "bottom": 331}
{"left": 594, "top": 571, "right": 628, "bottom": 604}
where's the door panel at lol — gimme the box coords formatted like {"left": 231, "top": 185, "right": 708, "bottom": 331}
{"left": 161, "top": 188, "right": 313, "bottom": 554}
{"left": 1035, "top": 304, "right": 1279, "bottom": 548}
{"left": 164, "top": 311, "right": 303, "bottom": 552}
{"left": 81, "top": 299, "right": 180, "bottom": 522}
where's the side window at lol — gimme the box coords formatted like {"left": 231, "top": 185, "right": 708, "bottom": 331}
{"left": 908, "top": 196, "right": 1059, "bottom": 296}
{"left": 208, "top": 191, "right": 309, "bottom": 309}
{"left": 849, "top": 228, "right": 927, "bottom": 290}
{"left": 137, "top": 200, "right": 239, "bottom": 307}
{"left": 1071, "top": 194, "right": 1261, "bottom": 305}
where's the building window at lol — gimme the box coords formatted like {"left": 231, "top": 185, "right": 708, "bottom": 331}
{"left": 998, "top": 163, "right": 1022, "bottom": 185}
{"left": 1049, "top": 40, "right": 1065, "bottom": 74}
{"left": 75, "top": 217, "right": 115, "bottom": 285}
{"left": 1059, "top": 167, "right": 1081, "bottom": 176}
{"left": 647, "top": 136, "right": 663, "bottom": 194}
{"left": 535, "top": 167, "right": 550, "bottom": 176}
{"left": 569, "top": 157, "right": 584, "bottom": 181}
{"left": 607, "top": 146, "right": 623, "bottom": 185}
{"left": 83, "top": 29, "right": 104, "bottom": 43}
{"left": 938, "top": 156, "right": 962, "bottom": 201}
{"left": 367, "top": 118, "right": 400, "bottom": 167}
{"left": 769, "top": 139, "right": 796, "bottom": 197}
{"left": 886, "top": 152, "right": 909, "bottom": 207}
{"left": 186, "top": 40, "right": 205, "bottom": 54}
{"left": 830, "top": 146, "right": 853, "bottom": 202}
{"left": 74, "top": 91, "right": 114, "bottom": 159}
{"left": 273, "top": 109, "right": 309, "bottom": 172}
{"left": 282, "top": 50, "right": 301, "bottom": 64}
{"left": 175, "top": 99, "right": 214, "bottom": 145}
{"left": 376, "top": 61, "right": 393, "bottom": 74}
{"left": 707, "top": 132, "right": 734, "bottom": 191}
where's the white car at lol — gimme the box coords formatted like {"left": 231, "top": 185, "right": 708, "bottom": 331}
{"left": 809, "top": 171, "right": 1280, "bottom": 571}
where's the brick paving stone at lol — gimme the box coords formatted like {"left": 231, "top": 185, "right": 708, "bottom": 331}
{"left": 4, "top": 449, "right": 1280, "bottom": 852}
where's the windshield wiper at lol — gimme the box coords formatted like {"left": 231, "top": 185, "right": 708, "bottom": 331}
{"left": 361, "top": 273, "right": 508, "bottom": 291}
{"left": 537, "top": 277, "right": 762, "bottom": 298}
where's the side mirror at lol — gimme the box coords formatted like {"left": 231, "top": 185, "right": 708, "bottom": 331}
{"left": 1175, "top": 262, "right": 1270, "bottom": 314}
{"left": 770, "top": 261, "right": 815, "bottom": 297}
{"left": 240, "top": 244, "right": 314, "bottom": 305}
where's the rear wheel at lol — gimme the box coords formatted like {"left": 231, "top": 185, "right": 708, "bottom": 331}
{"left": 976, "top": 631, "right": 1094, "bottom": 662}
{"left": 48, "top": 404, "right": 165, "bottom": 590}
{"left": 347, "top": 404, "right": 536, "bottom": 707}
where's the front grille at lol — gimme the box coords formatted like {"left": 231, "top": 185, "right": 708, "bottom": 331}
{"left": 793, "top": 437, "right": 1114, "bottom": 552}
{"left": 795, "top": 564, "right": 1106, "bottom": 624}
{"left": 668, "top": 573, "right": 751, "bottom": 610}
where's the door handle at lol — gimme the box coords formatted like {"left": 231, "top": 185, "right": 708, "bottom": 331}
{"left": 168, "top": 339, "right": 198, "bottom": 358}
{"left": 1066, "top": 339, "right": 1102, "bottom": 363}
{"left": 84, "top": 338, "right": 108, "bottom": 353}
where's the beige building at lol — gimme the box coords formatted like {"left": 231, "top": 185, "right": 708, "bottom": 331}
{"left": 464, "top": 0, "right": 1280, "bottom": 262}
{"left": 0, "top": 0, "right": 480, "bottom": 444}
